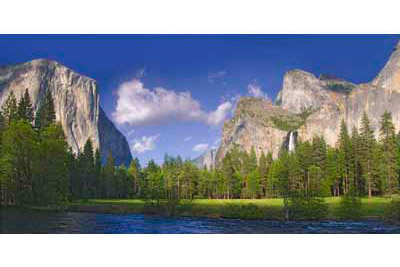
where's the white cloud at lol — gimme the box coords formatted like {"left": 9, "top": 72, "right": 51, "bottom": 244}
{"left": 207, "top": 101, "right": 232, "bottom": 126}
{"left": 208, "top": 71, "right": 227, "bottom": 83}
{"left": 113, "top": 79, "right": 233, "bottom": 127}
{"left": 193, "top": 143, "right": 209, "bottom": 153}
{"left": 113, "top": 79, "right": 207, "bottom": 126}
{"left": 132, "top": 134, "right": 160, "bottom": 154}
{"left": 247, "top": 83, "right": 269, "bottom": 100}
{"left": 184, "top": 136, "right": 192, "bottom": 142}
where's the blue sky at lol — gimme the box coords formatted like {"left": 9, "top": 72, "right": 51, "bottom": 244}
{"left": 0, "top": 35, "right": 399, "bottom": 165}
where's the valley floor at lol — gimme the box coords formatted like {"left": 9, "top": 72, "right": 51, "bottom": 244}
{"left": 66, "top": 197, "right": 393, "bottom": 221}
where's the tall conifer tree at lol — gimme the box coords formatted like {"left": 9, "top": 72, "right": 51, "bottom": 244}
{"left": 359, "top": 112, "right": 376, "bottom": 197}
{"left": 1, "top": 91, "right": 18, "bottom": 126}
{"left": 379, "top": 111, "right": 399, "bottom": 195}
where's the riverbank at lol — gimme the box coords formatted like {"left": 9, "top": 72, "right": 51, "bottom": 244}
{"left": 61, "top": 197, "right": 394, "bottom": 221}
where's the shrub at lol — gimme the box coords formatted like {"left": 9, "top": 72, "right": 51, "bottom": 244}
{"left": 263, "top": 206, "right": 284, "bottom": 220}
{"left": 334, "top": 196, "right": 363, "bottom": 220}
{"left": 221, "top": 204, "right": 264, "bottom": 220}
{"left": 142, "top": 198, "right": 195, "bottom": 217}
{"left": 384, "top": 199, "right": 400, "bottom": 224}
{"left": 289, "top": 197, "right": 328, "bottom": 220}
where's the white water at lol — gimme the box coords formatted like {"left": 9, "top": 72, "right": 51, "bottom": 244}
{"left": 288, "top": 131, "right": 295, "bottom": 152}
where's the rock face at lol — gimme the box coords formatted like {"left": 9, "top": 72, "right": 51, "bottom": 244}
{"left": 212, "top": 40, "right": 400, "bottom": 165}
{"left": 216, "top": 97, "right": 304, "bottom": 163}
{"left": 0, "top": 59, "right": 132, "bottom": 165}
{"left": 193, "top": 149, "right": 217, "bottom": 169}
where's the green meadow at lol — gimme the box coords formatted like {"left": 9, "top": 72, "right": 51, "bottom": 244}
{"left": 67, "top": 197, "right": 393, "bottom": 220}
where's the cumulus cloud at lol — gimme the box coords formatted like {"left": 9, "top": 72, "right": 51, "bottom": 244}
{"left": 207, "top": 101, "right": 233, "bottom": 126}
{"left": 184, "top": 136, "right": 192, "bottom": 142}
{"left": 132, "top": 134, "right": 160, "bottom": 153}
{"left": 193, "top": 143, "right": 209, "bottom": 153}
{"left": 208, "top": 71, "right": 227, "bottom": 83}
{"left": 113, "top": 79, "right": 206, "bottom": 126}
{"left": 247, "top": 83, "right": 269, "bottom": 100}
{"left": 113, "top": 79, "right": 233, "bottom": 126}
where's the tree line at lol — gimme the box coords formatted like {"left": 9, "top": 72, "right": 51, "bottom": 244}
{"left": 1, "top": 89, "right": 400, "bottom": 207}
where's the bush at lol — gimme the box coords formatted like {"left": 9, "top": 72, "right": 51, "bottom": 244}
{"left": 221, "top": 204, "right": 264, "bottom": 220}
{"left": 142, "top": 198, "right": 194, "bottom": 217}
{"left": 289, "top": 197, "right": 328, "bottom": 220}
{"left": 174, "top": 199, "right": 194, "bottom": 216}
{"left": 334, "top": 196, "right": 363, "bottom": 220}
{"left": 263, "top": 206, "right": 284, "bottom": 220}
{"left": 384, "top": 199, "right": 400, "bottom": 224}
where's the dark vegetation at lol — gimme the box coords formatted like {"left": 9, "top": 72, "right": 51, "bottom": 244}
{"left": 324, "top": 82, "right": 355, "bottom": 94}
{"left": 271, "top": 108, "right": 313, "bottom": 131}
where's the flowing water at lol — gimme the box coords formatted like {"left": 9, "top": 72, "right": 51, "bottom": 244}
{"left": 288, "top": 131, "right": 295, "bottom": 152}
{"left": 1, "top": 207, "right": 399, "bottom": 234}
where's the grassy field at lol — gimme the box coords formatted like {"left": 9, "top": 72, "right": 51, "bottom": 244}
{"left": 67, "top": 197, "right": 394, "bottom": 220}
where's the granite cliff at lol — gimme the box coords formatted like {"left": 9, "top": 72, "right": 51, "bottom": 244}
{"left": 199, "top": 40, "right": 400, "bottom": 168}
{"left": 0, "top": 59, "right": 131, "bottom": 165}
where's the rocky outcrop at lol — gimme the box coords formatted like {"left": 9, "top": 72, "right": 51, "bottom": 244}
{"left": 0, "top": 59, "right": 132, "bottom": 165}
{"left": 214, "top": 40, "right": 400, "bottom": 164}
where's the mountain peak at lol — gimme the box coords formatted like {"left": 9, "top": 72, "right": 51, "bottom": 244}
{"left": 372, "top": 40, "right": 400, "bottom": 90}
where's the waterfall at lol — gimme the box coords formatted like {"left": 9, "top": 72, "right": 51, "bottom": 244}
{"left": 288, "top": 131, "right": 295, "bottom": 152}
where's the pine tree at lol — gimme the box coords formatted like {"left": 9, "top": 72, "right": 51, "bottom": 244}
{"left": 45, "top": 90, "right": 56, "bottom": 124}
{"left": 146, "top": 159, "right": 164, "bottom": 201}
{"left": 94, "top": 148, "right": 102, "bottom": 197}
{"left": 311, "top": 136, "right": 328, "bottom": 195}
{"left": 242, "top": 146, "right": 258, "bottom": 197}
{"left": 248, "top": 147, "right": 258, "bottom": 172}
{"left": 307, "top": 165, "right": 323, "bottom": 198}
{"left": 275, "top": 151, "right": 291, "bottom": 219}
{"left": 259, "top": 152, "right": 272, "bottom": 197}
{"left": 296, "top": 141, "right": 313, "bottom": 195}
{"left": 379, "top": 111, "right": 399, "bottom": 195}
{"left": 1, "top": 91, "right": 18, "bottom": 126}
{"left": 247, "top": 169, "right": 261, "bottom": 198}
{"left": 34, "top": 90, "right": 56, "bottom": 129}
{"left": 337, "top": 119, "right": 353, "bottom": 195}
{"left": 311, "top": 135, "right": 327, "bottom": 171}
{"left": 104, "top": 150, "right": 115, "bottom": 198}
{"left": 350, "top": 126, "right": 363, "bottom": 195}
{"left": 359, "top": 112, "right": 376, "bottom": 198}
{"left": 81, "top": 139, "right": 95, "bottom": 198}
{"left": 326, "top": 147, "right": 339, "bottom": 196}
{"left": 221, "top": 152, "right": 242, "bottom": 199}
{"left": 17, "top": 92, "right": 26, "bottom": 120}
{"left": 17, "top": 89, "right": 34, "bottom": 124}
{"left": 128, "top": 158, "right": 141, "bottom": 197}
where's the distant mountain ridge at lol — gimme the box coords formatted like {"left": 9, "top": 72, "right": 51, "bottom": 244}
{"left": 0, "top": 59, "right": 132, "bottom": 165}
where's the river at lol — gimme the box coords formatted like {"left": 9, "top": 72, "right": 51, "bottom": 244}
{"left": 1, "top": 207, "right": 399, "bottom": 234}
